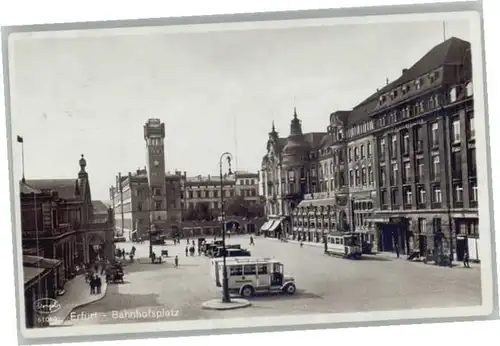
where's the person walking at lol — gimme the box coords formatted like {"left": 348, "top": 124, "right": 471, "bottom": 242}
{"left": 463, "top": 249, "right": 470, "bottom": 268}
{"left": 174, "top": 255, "right": 179, "bottom": 268}
{"left": 249, "top": 236, "right": 254, "bottom": 247}
{"left": 96, "top": 275, "right": 102, "bottom": 294}
{"left": 185, "top": 246, "right": 188, "bottom": 257}
{"left": 395, "top": 243, "right": 400, "bottom": 259}
{"left": 121, "top": 249, "right": 126, "bottom": 260}
{"left": 90, "top": 275, "right": 96, "bottom": 295}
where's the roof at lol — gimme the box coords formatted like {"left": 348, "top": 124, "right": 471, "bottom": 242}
{"left": 319, "top": 133, "right": 333, "bottom": 148}
{"left": 24, "top": 266, "right": 46, "bottom": 285}
{"left": 23, "top": 255, "right": 62, "bottom": 269}
{"left": 24, "top": 179, "right": 79, "bottom": 200}
{"left": 20, "top": 182, "right": 42, "bottom": 194}
{"left": 297, "top": 198, "right": 335, "bottom": 208}
{"left": 92, "top": 200, "right": 109, "bottom": 214}
{"left": 349, "top": 37, "right": 470, "bottom": 125}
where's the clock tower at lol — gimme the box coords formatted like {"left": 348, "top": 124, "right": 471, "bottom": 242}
{"left": 144, "top": 118, "right": 168, "bottom": 226}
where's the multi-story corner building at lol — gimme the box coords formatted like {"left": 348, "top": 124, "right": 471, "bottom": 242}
{"left": 260, "top": 109, "right": 327, "bottom": 239}
{"left": 368, "top": 37, "right": 477, "bottom": 261}
{"left": 264, "top": 37, "right": 477, "bottom": 262}
{"left": 234, "top": 171, "right": 260, "bottom": 204}
{"left": 183, "top": 174, "right": 235, "bottom": 212}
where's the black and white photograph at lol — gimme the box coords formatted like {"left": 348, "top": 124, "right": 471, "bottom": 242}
{"left": 2, "top": 3, "right": 496, "bottom": 342}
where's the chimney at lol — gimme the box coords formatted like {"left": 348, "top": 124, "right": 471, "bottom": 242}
{"left": 402, "top": 68, "right": 408, "bottom": 74}
{"left": 183, "top": 171, "right": 187, "bottom": 177}
{"left": 385, "top": 77, "right": 389, "bottom": 85}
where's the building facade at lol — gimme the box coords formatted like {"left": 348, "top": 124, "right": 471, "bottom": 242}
{"left": 369, "top": 37, "right": 477, "bottom": 261}
{"left": 263, "top": 37, "right": 477, "bottom": 262}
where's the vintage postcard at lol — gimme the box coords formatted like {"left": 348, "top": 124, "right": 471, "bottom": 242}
{"left": 2, "top": 2, "right": 496, "bottom": 343}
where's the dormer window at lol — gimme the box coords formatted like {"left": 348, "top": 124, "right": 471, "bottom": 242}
{"left": 415, "top": 79, "right": 422, "bottom": 90}
{"left": 450, "top": 87, "right": 457, "bottom": 103}
{"left": 379, "top": 95, "right": 386, "bottom": 105}
{"left": 402, "top": 85, "right": 409, "bottom": 95}
{"left": 466, "top": 82, "right": 473, "bottom": 97}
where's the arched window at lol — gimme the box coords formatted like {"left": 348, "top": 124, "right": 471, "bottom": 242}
{"left": 449, "top": 87, "right": 457, "bottom": 103}
{"left": 466, "top": 82, "right": 473, "bottom": 97}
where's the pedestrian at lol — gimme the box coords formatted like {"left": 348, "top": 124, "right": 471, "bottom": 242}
{"left": 197, "top": 246, "right": 201, "bottom": 256}
{"left": 96, "top": 275, "right": 102, "bottom": 294}
{"left": 463, "top": 250, "right": 470, "bottom": 268}
{"left": 90, "top": 275, "right": 96, "bottom": 295}
{"left": 300, "top": 241, "right": 303, "bottom": 248}
{"left": 185, "top": 246, "right": 188, "bottom": 256}
{"left": 121, "top": 249, "right": 126, "bottom": 260}
{"left": 249, "top": 236, "right": 254, "bottom": 246}
{"left": 395, "top": 244, "right": 400, "bottom": 259}
{"left": 174, "top": 255, "right": 179, "bottom": 268}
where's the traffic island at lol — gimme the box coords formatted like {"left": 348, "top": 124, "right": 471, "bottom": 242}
{"left": 201, "top": 298, "right": 251, "bottom": 310}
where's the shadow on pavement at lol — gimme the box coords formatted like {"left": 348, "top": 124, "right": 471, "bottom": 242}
{"left": 359, "top": 255, "right": 393, "bottom": 262}
{"left": 240, "top": 290, "right": 323, "bottom": 301}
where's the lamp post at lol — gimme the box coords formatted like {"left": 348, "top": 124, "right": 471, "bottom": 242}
{"left": 219, "top": 151, "right": 233, "bottom": 303}
{"left": 148, "top": 186, "right": 153, "bottom": 258}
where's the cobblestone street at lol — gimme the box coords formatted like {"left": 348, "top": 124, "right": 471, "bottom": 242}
{"left": 63, "top": 235, "right": 481, "bottom": 326}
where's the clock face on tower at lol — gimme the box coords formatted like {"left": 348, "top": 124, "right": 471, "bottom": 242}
{"left": 154, "top": 160, "right": 159, "bottom": 167}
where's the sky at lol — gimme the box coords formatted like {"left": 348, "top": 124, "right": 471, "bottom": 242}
{"left": 7, "top": 17, "right": 472, "bottom": 200}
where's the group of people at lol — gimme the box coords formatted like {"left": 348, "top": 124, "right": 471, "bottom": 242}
{"left": 88, "top": 274, "right": 103, "bottom": 294}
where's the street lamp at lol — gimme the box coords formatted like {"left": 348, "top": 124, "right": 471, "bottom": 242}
{"left": 219, "top": 151, "right": 233, "bottom": 303}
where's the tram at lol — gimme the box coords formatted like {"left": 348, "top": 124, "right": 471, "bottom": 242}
{"left": 325, "top": 232, "right": 362, "bottom": 259}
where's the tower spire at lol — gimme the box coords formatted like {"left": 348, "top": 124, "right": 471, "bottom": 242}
{"left": 272, "top": 120, "right": 276, "bottom": 132}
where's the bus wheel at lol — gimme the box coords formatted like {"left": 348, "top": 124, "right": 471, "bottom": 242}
{"left": 241, "top": 285, "right": 254, "bottom": 298}
{"left": 283, "top": 283, "right": 296, "bottom": 295}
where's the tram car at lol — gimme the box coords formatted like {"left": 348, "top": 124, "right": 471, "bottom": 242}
{"left": 325, "top": 232, "right": 362, "bottom": 259}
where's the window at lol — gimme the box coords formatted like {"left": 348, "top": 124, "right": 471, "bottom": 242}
{"left": 391, "top": 163, "right": 398, "bottom": 185}
{"left": 214, "top": 190, "right": 218, "bottom": 198}
{"left": 355, "top": 169, "right": 360, "bottom": 185}
{"left": 155, "top": 201, "right": 162, "bottom": 210}
{"left": 354, "top": 147, "right": 359, "bottom": 160}
{"left": 418, "top": 218, "right": 427, "bottom": 234}
{"left": 257, "top": 264, "right": 268, "bottom": 275}
{"left": 415, "top": 79, "right": 422, "bottom": 90}
{"left": 154, "top": 188, "right": 161, "bottom": 196}
{"left": 468, "top": 112, "right": 475, "bottom": 139}
{"left": 405, "top": 189, "right": 412, "bottom": 205}
{"left": 414, "top": 126, "right": 424, "bottom": 152}
{"left": 379, "top": 138, "right": 386, "bottom": 159}
{"left": 403, "top": 162, "right": 411, "bottom": 183}
{"left": 288, "top": 170, "right": 295, "bottom": 180}
{"left": 368, "top": 166, "right": 374, "bottom": 184}
{"left": 188, "top": 191, "right": 193, "bottom": 199}
{"left": 455, "top": 185, "right": 464, "bottom": 203}
{"left": 402, "top": 132, "right": 410, "bottom": 154}
{"left": 452, "top": 119, "right": 461, "bottom": 143}
{"left": 391, "top": 188, "right": 399, "bottom": 205}
{"left": 381, "top": 190, "right": 388, "bottom": 206}
{"left": 450, "top": 87, "right": 457, "bottom": 102}
{"left": 349, "top": 170, "right": 354, "bottom": 187}
{"left": 433, "top": 186, "right": 442, "bottom": 203}
{"left": 468, "top": 148, "right": 477, "bottom": 176}
{"left": 251, "top": 179, "right": 255, "bottom": 185}
{"left": 466, "top": 82, "right": 473, "bottom": 97}
{"left": 416, "top": 159, "right": 424, "bottom": 182}
{"left": 196, "top": 191, "right": 201, "bottom": 198}
{"left": 471, "top": 184, "right": 478, "bottom": 202}
{"left": 137, "top": 202, "right": 143, "bottom": 212}
{"left": 229, "top": 265, "right": 243, "bottom": 276}
{"left": 360, "top": 145, "right": 365, "bottom": 159}
{"left": 205, "top": 190, "right": 210, "bottom": 198}
{"left": 243, "top": 265, "right": 256, "bottom": 275}
{"left": 418, "top": 188, "right": 426, "bottom": 204}
{"left": 361, "top": 168, "right": 367, "bottom": 185}
{"left": 432, "top": 155, "right": 440, "bottom": 180}
{"left": 391, "top": 135, "right": 397, "bottom": 157}
{"left": 452, "top": 151, "right": 462, "bottom": 179}
{"left": 431, "top": 122, "right": 439, "bottom": 147}
{"left": 348, "top": 148, "right": 353, "bottom": 162}
{"left": 380, "top": 169, "right": 386, "bottom": 186}
{"left": 367, "top": 142, "right": 372, "bottom": 157}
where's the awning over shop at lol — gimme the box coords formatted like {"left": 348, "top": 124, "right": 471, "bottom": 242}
{"left": 24, "top": 255, "right": 62, "bottom": 269}
{"left": 260, "top": 221, "right": 272, "bottom": 231}
{"left": 268, "top": 219, "right": 282, "bottom": 232}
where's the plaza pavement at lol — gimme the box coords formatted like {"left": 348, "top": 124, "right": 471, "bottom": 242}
{"left": 61, "top": 235, "right": 481, "bottom": 326}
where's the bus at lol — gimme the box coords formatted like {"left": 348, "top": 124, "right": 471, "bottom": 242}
{"left": 214, "top": 257, "right": 296, "bottom": 297}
